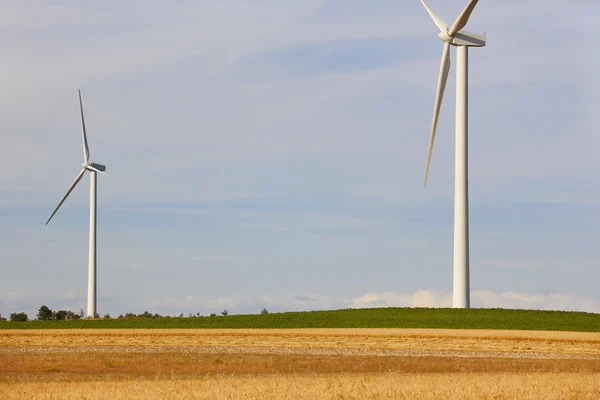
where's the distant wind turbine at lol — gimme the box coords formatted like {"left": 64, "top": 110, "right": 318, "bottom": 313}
{"left": 46, "top": 90, "right": 109, "bottom": 317}
{"left": 420, "top": 0, "right": 486, "bottom": 308}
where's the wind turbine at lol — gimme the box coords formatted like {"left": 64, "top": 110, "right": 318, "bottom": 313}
{"left": 46, "top": 90, "right": 108, "bottom": 318}
{"left": 420, "top": 0, "right": 486, "bottom": 308}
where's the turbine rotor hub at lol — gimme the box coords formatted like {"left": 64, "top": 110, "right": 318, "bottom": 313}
{"left": 439, "top": 31, "right": 453, "bottom": 43}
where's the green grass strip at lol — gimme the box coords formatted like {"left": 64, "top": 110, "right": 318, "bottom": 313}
{"left": 2, "top": 308, "right": 599, "bottom": 332}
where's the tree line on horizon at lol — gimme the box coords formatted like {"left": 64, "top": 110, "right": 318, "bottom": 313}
{"left": 1, "top": 305, "right": 270, "bottom": 321}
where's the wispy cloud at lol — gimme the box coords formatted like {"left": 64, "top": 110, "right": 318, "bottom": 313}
{"left": 4, "top": 288, "right": 599, "bottom": 318}
{"left": 187, "top": 255, "right": 230, "bottom": 262}
{"left": 0, "top": 290, "right": 85, "bottom": 316}
{"left": 147, "top": 289, "right": 600, "bottom": 315}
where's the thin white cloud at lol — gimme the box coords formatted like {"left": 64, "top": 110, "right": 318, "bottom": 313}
{"left": 0, "top": 290, "right": 86, "bottom": 316}
{"left": 187, "top": 255, "right": 230, "bottom": 262}
{"left": 2, "top": 292, "right": 23, "bottom": 301}
{"left": 147, "top": 289, "right": 600, "bottom": 315}
{"left": 472, "top": 290, "right": 600, "bottom": 313}
{"left": 62, "top": 291, "right": 75, "bottom": 300}
{"left": 5, "top": 288, "right": 599, "bottom": 317}
{"left": 345, "top": 290, "right": 453, "bottom": 309}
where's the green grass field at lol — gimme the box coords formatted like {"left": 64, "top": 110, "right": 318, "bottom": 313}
{"left": 2, "top": 308, "right": 600, "bottom": 331}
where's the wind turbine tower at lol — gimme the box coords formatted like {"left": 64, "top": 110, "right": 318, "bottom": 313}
{"left": 420, "top": 0, "right": 486, "bottom": 308}
{"left": 46, "top": 90, "right": 109, "bottom": 317}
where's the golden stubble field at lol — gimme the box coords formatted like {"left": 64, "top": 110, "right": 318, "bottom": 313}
{"left": 1, "top": 328, "right": 599, "bottom": 399}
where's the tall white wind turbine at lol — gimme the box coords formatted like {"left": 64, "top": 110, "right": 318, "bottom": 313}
{"left": 420, "top": 0, "right": 486, "bottom": 308}
{"left": 46, "top": 90, "right": 109, "bottom": 317}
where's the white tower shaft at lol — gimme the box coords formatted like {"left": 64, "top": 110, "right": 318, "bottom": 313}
{"left": 453, "top": 45, "right": 470, "bottom": 308}
{"left": 87, "top": 171, "right": 97, "bottom": 317}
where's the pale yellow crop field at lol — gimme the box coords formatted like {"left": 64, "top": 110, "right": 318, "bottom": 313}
{"left": 2, "top": 373, "right": 600, "bottom": 400}
{"left": 1, "top": 329, "right": 599, "bottom": 399}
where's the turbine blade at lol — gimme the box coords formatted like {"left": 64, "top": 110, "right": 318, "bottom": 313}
{"left": 424, "top": 42, "right": 451, "bottom": 186}
{"left": 46, "top": 168, "right": 87, "bottom": 225}
{"left": 79, "top": 89, "right": 90, "bottom": 163}
{"left": 448, "top": 0, "right": 479, "bottom": 37}
{"left": 87, "top": 165, "right": 111, "bottom": 177}
{"left": 420, "top": 0, "right": 448, "bottom": 33}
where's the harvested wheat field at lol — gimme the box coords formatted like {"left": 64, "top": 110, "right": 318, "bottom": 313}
{"left": 1, "top": 329, "right": 599, "bottom": 399}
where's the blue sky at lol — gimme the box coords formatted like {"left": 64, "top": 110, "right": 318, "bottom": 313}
{"left": 1, "top": 0, "right": 599, "bottom": 317}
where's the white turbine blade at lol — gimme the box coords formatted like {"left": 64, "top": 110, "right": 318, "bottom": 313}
{"left": 424, "top": 42, "right": 451, "bottom": 186}
{"left": 46, "top": 168, "right": 87, "bottom": 225}
{"left": 420, "top": 0, "right": 448, "bottom": 33}
{"left": 87, "top": 165, "right": 111, "bottom": 177}
{"left": 448, "top": 0, "right": 479, "bottom": 37}
{"left": 79, "top": 89, "right": 90, "bottom": 163}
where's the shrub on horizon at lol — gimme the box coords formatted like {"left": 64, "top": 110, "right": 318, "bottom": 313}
{"left": 54, "top": 310, "right": 69, "bottom": 320}
{"left": 37, "top": 305, "right": 53, "bottom": 321}
{"left": 10, "top": 312, "right": 28, "bottom": 322}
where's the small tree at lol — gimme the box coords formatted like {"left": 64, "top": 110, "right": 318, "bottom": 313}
{"left": 66, "top": 311, "right": 80, "bottom": 320}
{"left": 54, "top": 310, "right": 68, "bottom": 320}
{"left": 10, "top": 312, "right": 28, "bottom": 322}
{"left": 0, "top": 314, "right": 6, "bottom": 321}
{"left": 221, "top": 310, "right": 228, "bottom": 316}
{"left": 37, "top": 305, "right": 53, "bottom": 321}
{"left": 93, "top": 312, "right": 100, "bottom": 319}
{"left": 209, "top": 313, "right": 216, "bottom": 317}
{"left": 261, "top": 308, "right": 269, "bottom": 315}
{"left": 79, "top": 309, "right": 85, "bottom": 318}
{"left": 103, "top": 313, "right": 111, "bottom": 319}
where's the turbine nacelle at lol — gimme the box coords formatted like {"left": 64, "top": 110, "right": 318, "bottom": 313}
{"left": 438, "top": 30, "right": 486, "bottom": 47}
{"left": 84, "top": 162, "right": 106, "bottom": 172}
